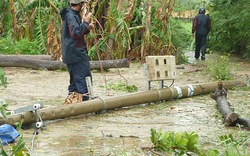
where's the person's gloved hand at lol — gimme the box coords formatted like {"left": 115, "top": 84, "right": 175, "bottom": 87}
{"left": 88, "top": 23, "right": 95, "bottom": 30}
{"left": 82, "top": 12, "right": 92, "bottom": 23}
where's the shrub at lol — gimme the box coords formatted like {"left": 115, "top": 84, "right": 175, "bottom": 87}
{"left": 209, "top": 0, "right": 250, "bottom": 59}
{"left": 206, "top": 55, "right": 234, "bottom": 81}
{"left": 149, "top": 128, "right": 250, "bottom": 156}
{"left": 0, "top": 37, "right": 41, "bottom": 55}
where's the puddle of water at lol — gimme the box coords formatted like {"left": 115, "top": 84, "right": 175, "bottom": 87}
{"left": 28, "top": 131, "right": 148, "bottom": 156}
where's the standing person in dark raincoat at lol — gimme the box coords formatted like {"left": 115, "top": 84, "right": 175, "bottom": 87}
{"left": 60, "top": 0, "right": 94, "bottom": 101}
{"left": 192, "top": 7, "right": 211, "bottom": 61}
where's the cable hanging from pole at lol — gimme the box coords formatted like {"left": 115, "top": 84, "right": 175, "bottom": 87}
{"left": 91, "top": 14, "right": 110, "bottom": 96}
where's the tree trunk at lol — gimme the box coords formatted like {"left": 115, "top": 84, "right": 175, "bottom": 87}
{"left": 140, "top": 0, "right": 151, "bottom": 61}
{"left": 210, "top": 81, "right": 250, "bottom": 129}
{"left": 9, "top": 0, "right": 18, "bottom": 40}
{"left": 0, "top": 55, "right": 129, "bottom": 70}
{"left": 0, "top": 55, "right": 52, "bottom": 60}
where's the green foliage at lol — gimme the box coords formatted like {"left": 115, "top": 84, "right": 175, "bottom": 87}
{"left": 34, "top": 0, "right": 47, "bottom": 54}
{"left": 240, "top": 86, "right": 250, "bottom": 91}
{"left": 25, "top": 0, "right": 67, "bottom": 11}
{"left": 13, "top": 120, "right": 24, "bottom": 132}
{"left": 208, "top": 0, "right": 250, "bottom": 59}
{"left": 171, "top": 19, "right": 193, "bottom": 50}
{"left": 89, "top": 36, "right": 109, "bottom": 60}
{"left": 174, "top": 0, "right": 208, "bottom": 11}
{"left": 108, "top": 83, "right": 138, "bottom": 93}
{"left": 175, "top": 48, "right": 189, "bottom": 65}
{"left": 150, "top": 129, "right": 200, "bottom": 155}
{"left": 0, "top": 0, "right": 11, "bottom": 37}
{"left": 0, "top": 37, "right": 41, "bottom": 55}
{"left": 15, "top": 39, "right": 41, "bottom": 54}
{"left": 112, "top": 148, "right": 129, "bottom": 156}
{"left": 201, "top": 149, "right": 220, "bottom": 156}
{"left": 0, "top": 99, "right": 28, "bottom": 154}
{"left": 0, "top": 68, "right": 7, "bottom": 88}
{"left": 150, "top": 128, "right": 250, "bottom": 156}
{"left": 1, "top": 0, "right": 63, "bottom": 54}
{"left": 92, "top": 0, "right": 133, "bottom": 59}
{"left": 206, "top": 55, "right": 233, "bottom": 80}
{"left": 219, "top": 132, "right": 250, "bottom": 156}
{"left": 0, "top": 99, "right": 9, "bottom": 118}
{"left": 0, "top": 135, "right": 30, "bottom": 156}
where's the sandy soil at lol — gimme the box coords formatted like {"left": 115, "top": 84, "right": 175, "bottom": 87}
{"left": 0, "top": 52, "right": 250, "bottom": 155}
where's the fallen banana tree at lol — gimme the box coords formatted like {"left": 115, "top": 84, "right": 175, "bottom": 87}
{"left": 0, "top": 80, "right": 245, "bottom": 126}
{"left": 210, "top": 81, "right": 250, "bottom": 129}
{"left": 0, "top": 55, "right": 52, "bottom": 60}
{"left": 0, "top": 55, "right": 130, "bottom": 70}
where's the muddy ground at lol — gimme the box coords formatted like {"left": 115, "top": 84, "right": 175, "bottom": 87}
{"left": 0, "top": 52, "right": 250, "bottom": 155}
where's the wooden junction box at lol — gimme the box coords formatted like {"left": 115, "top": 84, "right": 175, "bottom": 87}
{"left": 145, "top": 56, "right": 176, "bottom": 81}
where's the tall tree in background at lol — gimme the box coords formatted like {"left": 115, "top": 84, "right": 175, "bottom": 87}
{"left": 209, "top": 0, "right": 250, "bottom": 58}
{"left": 0, "top": 0, "right": 11, "bottom": 36}
{"left": 1, "top": 0, "right": 176, "bottom": 61}
{"left": 86, "top": 0, "right": 176, "bottom": 61}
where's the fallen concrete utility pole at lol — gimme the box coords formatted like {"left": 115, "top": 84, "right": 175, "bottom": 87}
{"left": 0, "top": 80, "right": 245, "bottom": 126}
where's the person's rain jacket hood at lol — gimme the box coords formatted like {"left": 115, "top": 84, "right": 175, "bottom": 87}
{"left": 60, "top": 8, "right": 68, "bottom": 21}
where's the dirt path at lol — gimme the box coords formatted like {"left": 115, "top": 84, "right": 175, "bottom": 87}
{"left": 0, "top": 52, "right": 250, "bottom": 155}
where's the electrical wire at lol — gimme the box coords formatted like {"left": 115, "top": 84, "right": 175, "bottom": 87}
{"left": 30, "top": 129, "right": 38, "bottom": 156}
{"left": 169, "top": 79, "right": 175, "bottom": 87}
{"left": 30, "top": 109, "right": 43, "bottom": 156}
{"left": 91, "top": 15, "right": 110, "bottom": 96}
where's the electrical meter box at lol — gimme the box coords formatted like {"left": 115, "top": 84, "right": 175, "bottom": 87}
{"left": 145, "top": 55, "right": 176, "bottom": 81}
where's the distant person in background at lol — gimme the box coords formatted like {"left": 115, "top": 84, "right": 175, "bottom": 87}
{"left": 192, "top": 7, "right": 211, "bottom": 61}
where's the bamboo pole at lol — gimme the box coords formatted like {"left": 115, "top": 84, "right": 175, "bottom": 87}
{"left": 0, "top": 80, "right": 245, "bottom": 126}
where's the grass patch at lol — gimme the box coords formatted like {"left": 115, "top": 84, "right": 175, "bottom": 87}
{"left": 206, "top": 55, "right": 234, "bottom": 81}
{"left": 108, "top": 83, "right": 138, "bottom": 93}
{"left": 0, "top": 68, "right": 7, "bottom": 88}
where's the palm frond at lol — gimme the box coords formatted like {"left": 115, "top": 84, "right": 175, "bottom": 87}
{"left": 116, "top": 17, "right": 132, "bottom": 47}
{"left": 35, "top": 0, "right": 47, "bottom": 53}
